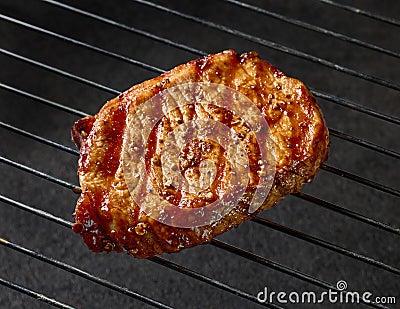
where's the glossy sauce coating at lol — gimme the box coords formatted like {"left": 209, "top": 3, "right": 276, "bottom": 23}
{"left": 72, "top": 50, "right": 329, "bottom": 257}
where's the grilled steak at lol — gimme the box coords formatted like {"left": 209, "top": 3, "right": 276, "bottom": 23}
{"left": 71, "top": 50, "right": 329, "bottom": 258}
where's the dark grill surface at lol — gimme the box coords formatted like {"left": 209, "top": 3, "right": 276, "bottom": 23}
{"left": 0, "top": 0, "right": 399, "bottom": 308}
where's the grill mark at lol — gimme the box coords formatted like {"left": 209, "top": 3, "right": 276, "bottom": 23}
{"left": 99, "top": 104, "right": 127, "bottom": 177}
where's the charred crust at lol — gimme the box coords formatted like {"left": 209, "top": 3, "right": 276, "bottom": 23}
{"left": 71, "top": 116, "right": 95, "bottom": 149}
{"left": 72, "top": 222, "right": 84, "bottom": 234}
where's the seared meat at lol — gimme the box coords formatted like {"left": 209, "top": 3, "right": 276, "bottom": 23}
{"left": 71, "top": 50, "right": 329, "bottom": 258}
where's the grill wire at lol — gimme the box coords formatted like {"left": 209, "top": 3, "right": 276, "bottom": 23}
{"left": 0, "top": 0, "right": 398, "bottom": 308}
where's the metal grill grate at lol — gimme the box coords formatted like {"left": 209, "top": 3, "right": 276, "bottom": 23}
{"left": 0, "top": 0, "right": 398, "bottom": 308}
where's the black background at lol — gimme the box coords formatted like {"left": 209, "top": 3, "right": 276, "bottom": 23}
{"left": 0, "top": 0, "right": 399, "bottom": 308}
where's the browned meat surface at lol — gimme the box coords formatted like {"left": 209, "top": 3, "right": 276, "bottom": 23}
{"left": 71, "top": 50, "right": 329, "bottom": 258}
